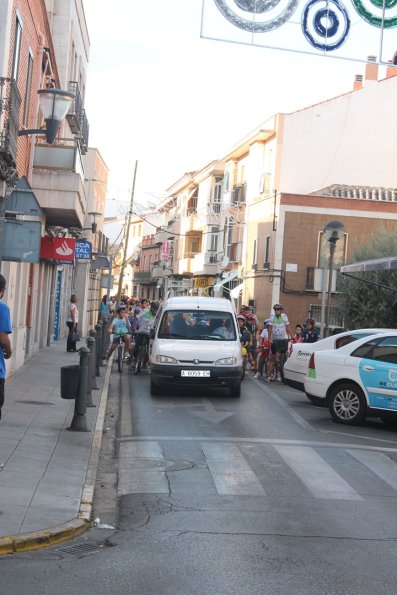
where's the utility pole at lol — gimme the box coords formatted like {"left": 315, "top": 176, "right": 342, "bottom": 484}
{"left": 116, "top": 160, "right": 138, "bottom": 303}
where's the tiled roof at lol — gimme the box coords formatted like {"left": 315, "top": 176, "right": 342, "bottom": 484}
{"left": 311, "top": 184, "right": 397, "bottom": 202}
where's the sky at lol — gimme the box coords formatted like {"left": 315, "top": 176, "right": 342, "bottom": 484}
{"left": 82, "top": 0, "right": 392, "bottom": 216}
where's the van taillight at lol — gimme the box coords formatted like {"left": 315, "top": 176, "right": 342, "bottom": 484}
{"left": 308, "top": 353, "right": 315, "bottom": 370}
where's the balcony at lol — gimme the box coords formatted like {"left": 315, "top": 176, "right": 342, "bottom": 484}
{"left": 31, "top": 143, "right": 86, "bottom": 227}
{"left": 232, "top": 183, "right": 247, "bottom": 205}
{"left": 133, "top": 271, "right": 152, "bottom": 282}
{"left": 66, "top": 82, "right": 89, "bottom": 154}
{"left": 0, "top": 77, "right": 21, "bottom": 173}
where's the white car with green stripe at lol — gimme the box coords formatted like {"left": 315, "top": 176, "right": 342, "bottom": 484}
{"left": 304, "top": 332, "right": 397, "bottom": 425}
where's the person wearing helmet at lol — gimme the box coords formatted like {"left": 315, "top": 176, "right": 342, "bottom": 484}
{"left": 106, "top": 305, "right": 133, "bottom": 360}
{"left": 300, "top": 318, "right": 319, "bottom": 343}
{"left": 133, "top": 301, "right": 160, "bottom": 366}
{"left": 267, "top": 304, "right": 292, "bottom": 382}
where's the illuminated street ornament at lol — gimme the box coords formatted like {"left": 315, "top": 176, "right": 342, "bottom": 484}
{"left": 351, "top": 0, "right": 397, "bottom": 27}
{"left": 213, "top": 0, "right": 299, "bottom": 32}
{"left": 202, "top": 0, "right": 397, "bottom": 63}
{"left": 302, "top": 0, "right": 350, "bottom": 51}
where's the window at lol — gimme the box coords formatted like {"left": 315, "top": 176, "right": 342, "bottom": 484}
{"left": 22, "top": 51, "right": 33, "bottom": 127}
{"left": 209, "top": 227, "right": 219, "bottom": 252}
{"left": 12, "top": 14, "right": 23, "bottom": 82}
{"left": 223, "top": 171, "right": 230, "bottom": 193}
{"left": 351, "top": 337, "right": 397, "bottom": 363}
{"left": 212, "top": 177, "right": 222, "bottom": 213}
{"left": 252, "top": 239, "right": 257, "bottom": 266}
{"left": 158, "top": 309, "right": 237, "bottom": 341}
{"left": 318, "top": 232, "right": 347, "bottom": 268}
{"left": 265, "top": 236, "right": 271, "bottom": 264}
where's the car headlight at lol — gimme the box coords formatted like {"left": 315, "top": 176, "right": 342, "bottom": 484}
{"left": 216, "top": 357, "right": 237, "bottom": 365}
{"left": 156, "top": 355, "right": 178, "bottom": 364}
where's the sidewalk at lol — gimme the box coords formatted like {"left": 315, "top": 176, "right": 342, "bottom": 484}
{"left": 0, "top": 339, "right": 111, "bottom": 554}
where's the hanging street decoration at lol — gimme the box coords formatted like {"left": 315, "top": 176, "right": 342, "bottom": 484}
{"left": 201, "top": 0, "right": 397, "bottom": 63}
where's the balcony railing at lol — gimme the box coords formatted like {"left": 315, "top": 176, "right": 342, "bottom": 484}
{"left": 66, "top": 82, "right": 89, "bottom": 154}
{"left": 0, "top": 77, "right": 21, "bottom": 168}
{"left": 133, "top": 271, "right": 152, "bottom": 282}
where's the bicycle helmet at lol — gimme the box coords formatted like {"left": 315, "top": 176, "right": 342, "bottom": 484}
{"left": 273, "top": 303, "right": 283, "bottom": 310}
{"left": 264, "top": 319, "right": 271, "bottom": 326}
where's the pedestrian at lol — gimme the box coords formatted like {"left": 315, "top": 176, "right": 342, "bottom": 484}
{"left": 301, "top": 318, "right": 319, "bottom": 343}
{"left": 66, "top": 294, "right": 79, "bottom": 352}
{"left": 99, "top": 295, "right": 107, "bottom": 320}
{"left": 291, "top": 324, "right": 303, "bottom": 344}
{"left": 0, "top": 274, "right": 12, "bottom": 421}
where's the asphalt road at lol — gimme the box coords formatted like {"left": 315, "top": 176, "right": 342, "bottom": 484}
{"left": 2, "top": 371, "right": 397, "bottom": 595}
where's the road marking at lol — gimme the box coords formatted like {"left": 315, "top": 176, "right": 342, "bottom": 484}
{"left": 120, "top": 373, "right": 132, "bottom": 437}
{"left": 274, "top": 445, "right": 362, "bottom": 500}
{"left": 192, "top": 399, "right": 235, "bottom": 424}
{"left": 202, "top": 443, "right": 265, "bottom": 496}
{"left": 347, "top": 449, "right": 397, "bottom": 491}
{"left": 253, "top": 379, "right": 313, "bottom": 431}
{"left": 118, "top": 441, "right": 169, "bottom": 494}
{"left": 117, "top": 436, "right": 397, "bottom": 453}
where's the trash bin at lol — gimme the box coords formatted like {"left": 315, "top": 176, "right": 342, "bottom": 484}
{"left": 60, "top": 365, "right": 80, "bottom": 399}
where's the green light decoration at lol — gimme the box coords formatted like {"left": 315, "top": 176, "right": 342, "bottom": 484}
{"left": 350, "top": 0, "right": 397, "bottom": 27}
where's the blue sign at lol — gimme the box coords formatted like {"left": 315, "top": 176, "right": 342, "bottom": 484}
{"left": 75, "top": 240, "right": 92, "bottom": 260}
{"left": 53, "top": 269, "right": 63, "bottom": 341}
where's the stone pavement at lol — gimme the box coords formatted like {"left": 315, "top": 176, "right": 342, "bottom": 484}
{"left": 0, "top": 339, "right": 111, "bottom": 554}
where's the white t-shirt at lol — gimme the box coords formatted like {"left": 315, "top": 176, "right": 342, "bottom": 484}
{"left": 260, "top": 328, "right": 269, "bottom": 341}
{"left": 67, "top": 302, "right": 79, "bottom": 324}
{"left": 269, "top": 313, "right": 289, "bottom": 340}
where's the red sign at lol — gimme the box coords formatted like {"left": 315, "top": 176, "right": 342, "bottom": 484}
{"left": 40, "top": 236, "right": 76, "bottom": 262}
{"left": 161, "top": 241, "right": 170, "bottom": 261}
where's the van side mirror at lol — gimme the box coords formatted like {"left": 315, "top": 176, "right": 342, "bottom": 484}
{"left": 149, "top": 329, "right": 155, "bottom": 340}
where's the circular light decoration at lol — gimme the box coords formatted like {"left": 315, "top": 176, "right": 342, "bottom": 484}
{"left": 302, "top": 0, "right": 350, "bottom": 50}
{"left": 213, "top": 0, "right": 299, "bottom": 33}
{"left": 350, "top": 0, "right": 397, "bottom": 28}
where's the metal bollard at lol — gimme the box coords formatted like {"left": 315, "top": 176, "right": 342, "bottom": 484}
{"left": 95, "top": 322, "right": 103, "bottom": 373}
{"left": 69, "top": 346, "right": 89, "bottom": 431}
{"left": 85, "top": 337, "right": 97, "bottom": 406}
{"left": 88, "top": 332, "right": 99, "bottom": 391}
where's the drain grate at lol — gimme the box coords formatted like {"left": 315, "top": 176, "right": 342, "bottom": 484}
{"left": 56, "top": 543, "right": 103, "bottom": 557}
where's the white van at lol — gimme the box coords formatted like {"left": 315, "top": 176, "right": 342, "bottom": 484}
{"left": 150, "top": 296, "right": 243, "bottom": 397}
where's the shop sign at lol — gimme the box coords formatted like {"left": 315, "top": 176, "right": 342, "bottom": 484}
{"left": 40, "top": 236, "right": 76, "bottom": 263}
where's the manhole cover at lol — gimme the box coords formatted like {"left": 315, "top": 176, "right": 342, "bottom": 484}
{"left": 55, "top": 543, "right": 104, "bottom": 557}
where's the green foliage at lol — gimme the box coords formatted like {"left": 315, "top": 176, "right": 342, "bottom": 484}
{"left": 338, "top": 228, "right": 397, "bottom": 329}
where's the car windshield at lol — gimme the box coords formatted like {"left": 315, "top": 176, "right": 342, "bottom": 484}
{"left": 158, "top": 310, "right": 237, "bottom": 341}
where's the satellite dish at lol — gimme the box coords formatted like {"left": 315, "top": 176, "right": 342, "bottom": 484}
{"left": 221, "top": 256, "right": 229, "bottom": 268}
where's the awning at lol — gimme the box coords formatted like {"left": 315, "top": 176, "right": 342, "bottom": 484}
{"left": 213, "top": 270, "right": 238, "bottom": 290}
{"left": 341, "top": 256, "right": 397, "bottom": 273}
{"left": 230, "top": 282, "right": 243, "bottom": 299}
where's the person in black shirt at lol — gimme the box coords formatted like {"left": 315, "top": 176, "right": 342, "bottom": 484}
{"left": 301, "top": 318, "right": 319, "bottom": 343}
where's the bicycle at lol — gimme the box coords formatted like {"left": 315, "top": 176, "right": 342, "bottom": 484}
{"left": 134, "top": 334, "right": 149, "bottom": 375}
{"left": 115, "top": 335, "right": 125, "bottom": 373}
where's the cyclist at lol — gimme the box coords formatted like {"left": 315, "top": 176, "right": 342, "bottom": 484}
{"left": 255, "top": 320, "right": 271, "bottom": 379}
{"left": 106, "top": 305, "right": 133, "bottom": 361}
{"left": 267, "top": 304, "right": 292, "bottom": 382}
{"left": 237, "top": 314, "right": 252, "bottom": 371}
{"left": 133, "top": 301, "right": 159, "bottom": 366}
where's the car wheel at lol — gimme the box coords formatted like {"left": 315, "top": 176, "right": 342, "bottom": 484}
{"left": 230, "top": 384, "right": 241, "bottom": 398}
{"left": 150, "top": 379, "right": 161, "bottom": 396}
{"left": 306, "top": 394, "right": 325, "bottom": 407}
{"left": 328, "top": 383, "right": 367, "bottom": 425}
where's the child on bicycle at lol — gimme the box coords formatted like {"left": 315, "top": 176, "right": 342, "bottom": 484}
{"left": 106, "top": 305, "right": 133, "bottom": 361}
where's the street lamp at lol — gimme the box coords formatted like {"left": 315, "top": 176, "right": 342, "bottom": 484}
{"left": 323, "top": 220, "right": 345, "bottom": 337}
{"left": 18, "top": 88, "right": 75, "bottom": 144}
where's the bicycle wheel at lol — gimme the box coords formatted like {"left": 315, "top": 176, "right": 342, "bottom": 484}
{"left": 117, "top": 343, "right": 123, "bottom": 373}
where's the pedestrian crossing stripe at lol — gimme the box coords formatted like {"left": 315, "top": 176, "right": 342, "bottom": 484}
{"left": 118, "top": 441, "right": 397, "bottom": 501}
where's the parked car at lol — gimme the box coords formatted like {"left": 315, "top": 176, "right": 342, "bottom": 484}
{"left": 150, "top": 296, "right": 243, "bottom": 397}
{"left": 304, "top": 332, "right": 397, "bottom": 425}
{"left": 284, "top": 328, "right": 394, "bottom": 398}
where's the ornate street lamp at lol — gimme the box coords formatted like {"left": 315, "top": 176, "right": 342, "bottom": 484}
{"left": 18, "top": 88, "right": 75, "bottom": 144}
{"left": 323, "top": 220, "right": 345, "bottom": 337}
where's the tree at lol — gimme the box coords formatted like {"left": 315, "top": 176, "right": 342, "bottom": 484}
{"left": 338, "top": 228, "right": 397, "bottom": 329}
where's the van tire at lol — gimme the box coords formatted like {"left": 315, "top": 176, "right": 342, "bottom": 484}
{"left": 230, "top": 384, "right": 241, "bottom": 398}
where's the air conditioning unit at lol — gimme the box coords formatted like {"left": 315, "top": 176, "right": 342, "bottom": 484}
{"left": 263, "top": 262, "right": 270, "bottom": 271}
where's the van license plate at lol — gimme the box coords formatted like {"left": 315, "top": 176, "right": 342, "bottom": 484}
{"left": 181, "top": 370, "right": 210, "bottom": 377}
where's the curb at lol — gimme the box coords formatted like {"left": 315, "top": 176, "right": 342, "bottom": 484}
{"left": 0, "top": 359, "right": 113, "bottom": 555}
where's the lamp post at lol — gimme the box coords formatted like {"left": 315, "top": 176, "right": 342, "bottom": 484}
{"left": 18, "top": 88, "right": 74, "bottom": 144}
{"left": 321, "top": 220, "right": 345, "bottom": 338}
